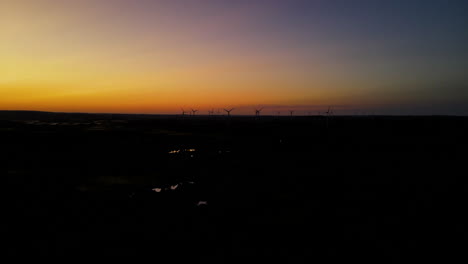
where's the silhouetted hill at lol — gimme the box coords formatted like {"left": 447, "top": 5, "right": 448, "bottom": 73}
{"left": 1, "top": 111, "right": 467, "bottom": 259}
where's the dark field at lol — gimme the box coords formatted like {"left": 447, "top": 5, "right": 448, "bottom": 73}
{"left": 1, "top": 111, "right": 467, "bottom": 260}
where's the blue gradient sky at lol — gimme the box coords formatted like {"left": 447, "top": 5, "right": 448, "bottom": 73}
{"left": 1, "top": 0, "right": 467, "bottom": 115}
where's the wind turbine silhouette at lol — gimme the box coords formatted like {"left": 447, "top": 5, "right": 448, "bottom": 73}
{"left": 255, "top": 107, "right": 264, "bottom": 117}
{"left": 191, "top": 108, "right": 198, "bottom": 116}
{"left": 289, "top": 110, "right": 295, "bottom": 117}
{"left": 208, "top": 109, "right": 215, "bottom": 116}
{"left": 325, "top": 106, "right": 334, "bottom": 116}
{"left": 224, "top": 108, "right": 234, "bottom": 117}
{"left": 181, "top": 108, "right": 188, "bottom": 116}
{"left": 325, "top": 106, "right": 334, "bottom": 128}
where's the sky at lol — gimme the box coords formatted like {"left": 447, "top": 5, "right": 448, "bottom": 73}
{"left": 1, "top": 0, "right": 467, "bottom": 115}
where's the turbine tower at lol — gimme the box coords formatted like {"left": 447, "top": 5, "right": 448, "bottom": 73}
{"left": 255, "top": 107, "right": 264, "bottom": 117}
{"left": 181, "top": 108, "right": 188, "bottom": 116}
{"left": 224, "top": 108, "right": 234, "bottom": 117}
{"left": 325, "top": 106, "right": 334, "bottom": 116}
{"left": 191, "top": 108, "right": 198, "bottom": 116}
{"left": 325, "top": 106, "right": 333, "bottom": 128}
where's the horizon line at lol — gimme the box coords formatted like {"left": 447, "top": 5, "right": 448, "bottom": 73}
{"left": 0, "top": 109, "right": 466, "bottom": 118}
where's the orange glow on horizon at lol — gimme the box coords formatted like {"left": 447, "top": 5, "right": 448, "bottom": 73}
{"left": 0, "top": 1, "right": 374, "bottom": 114}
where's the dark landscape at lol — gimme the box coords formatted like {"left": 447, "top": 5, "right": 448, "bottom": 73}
{"left": 1, "top": 110, "right": 467, "bottom": 260}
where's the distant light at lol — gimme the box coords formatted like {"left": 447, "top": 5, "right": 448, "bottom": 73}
{"left": 152, "top": 188, "right": 162, "bottom": 193}
{"left": 170, "top": 184, "right": 179, "bottom": 190}
{"left": 169, "top": 149, "right": 196, "bottom": 154}
{"left": 197, "top": 201, "right": 208, "bottom": 206}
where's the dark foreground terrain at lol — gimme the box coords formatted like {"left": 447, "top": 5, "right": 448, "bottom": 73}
{"left": 1, "top": 111, "right": 467, "bottom": 260}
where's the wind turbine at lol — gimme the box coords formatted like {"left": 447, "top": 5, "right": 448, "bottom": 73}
{"left": 255, "top": 107, "right": 264, "bottom": 117}
{"left": 289, "top": 110, "right": 295, "bottom": 117}
{"left": 224, "top": 108, "right": 234, "bottom": 117}
{"left": 181, "top": 108, "right": 188, "bottom": 116}
{"left": 191, "top": 108, "right": 198, "bottom": 116}
{"left": 325, "top": 106, "right": 334, "bottom": 128}
{"left": 325, "top": 106, "right": 334, "bottom": 117}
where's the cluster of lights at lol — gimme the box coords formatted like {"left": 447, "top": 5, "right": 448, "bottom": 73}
{"left": 168, "top": 149, "right": 196, "bottom": 154}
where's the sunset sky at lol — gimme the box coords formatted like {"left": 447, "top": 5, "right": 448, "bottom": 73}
{"left": 1, "top": 0, "right": 467, "bottom": 115}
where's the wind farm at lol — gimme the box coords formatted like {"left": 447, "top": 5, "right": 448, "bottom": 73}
{"left": 2, "top": 0, "right": 468, "bottom": 259}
